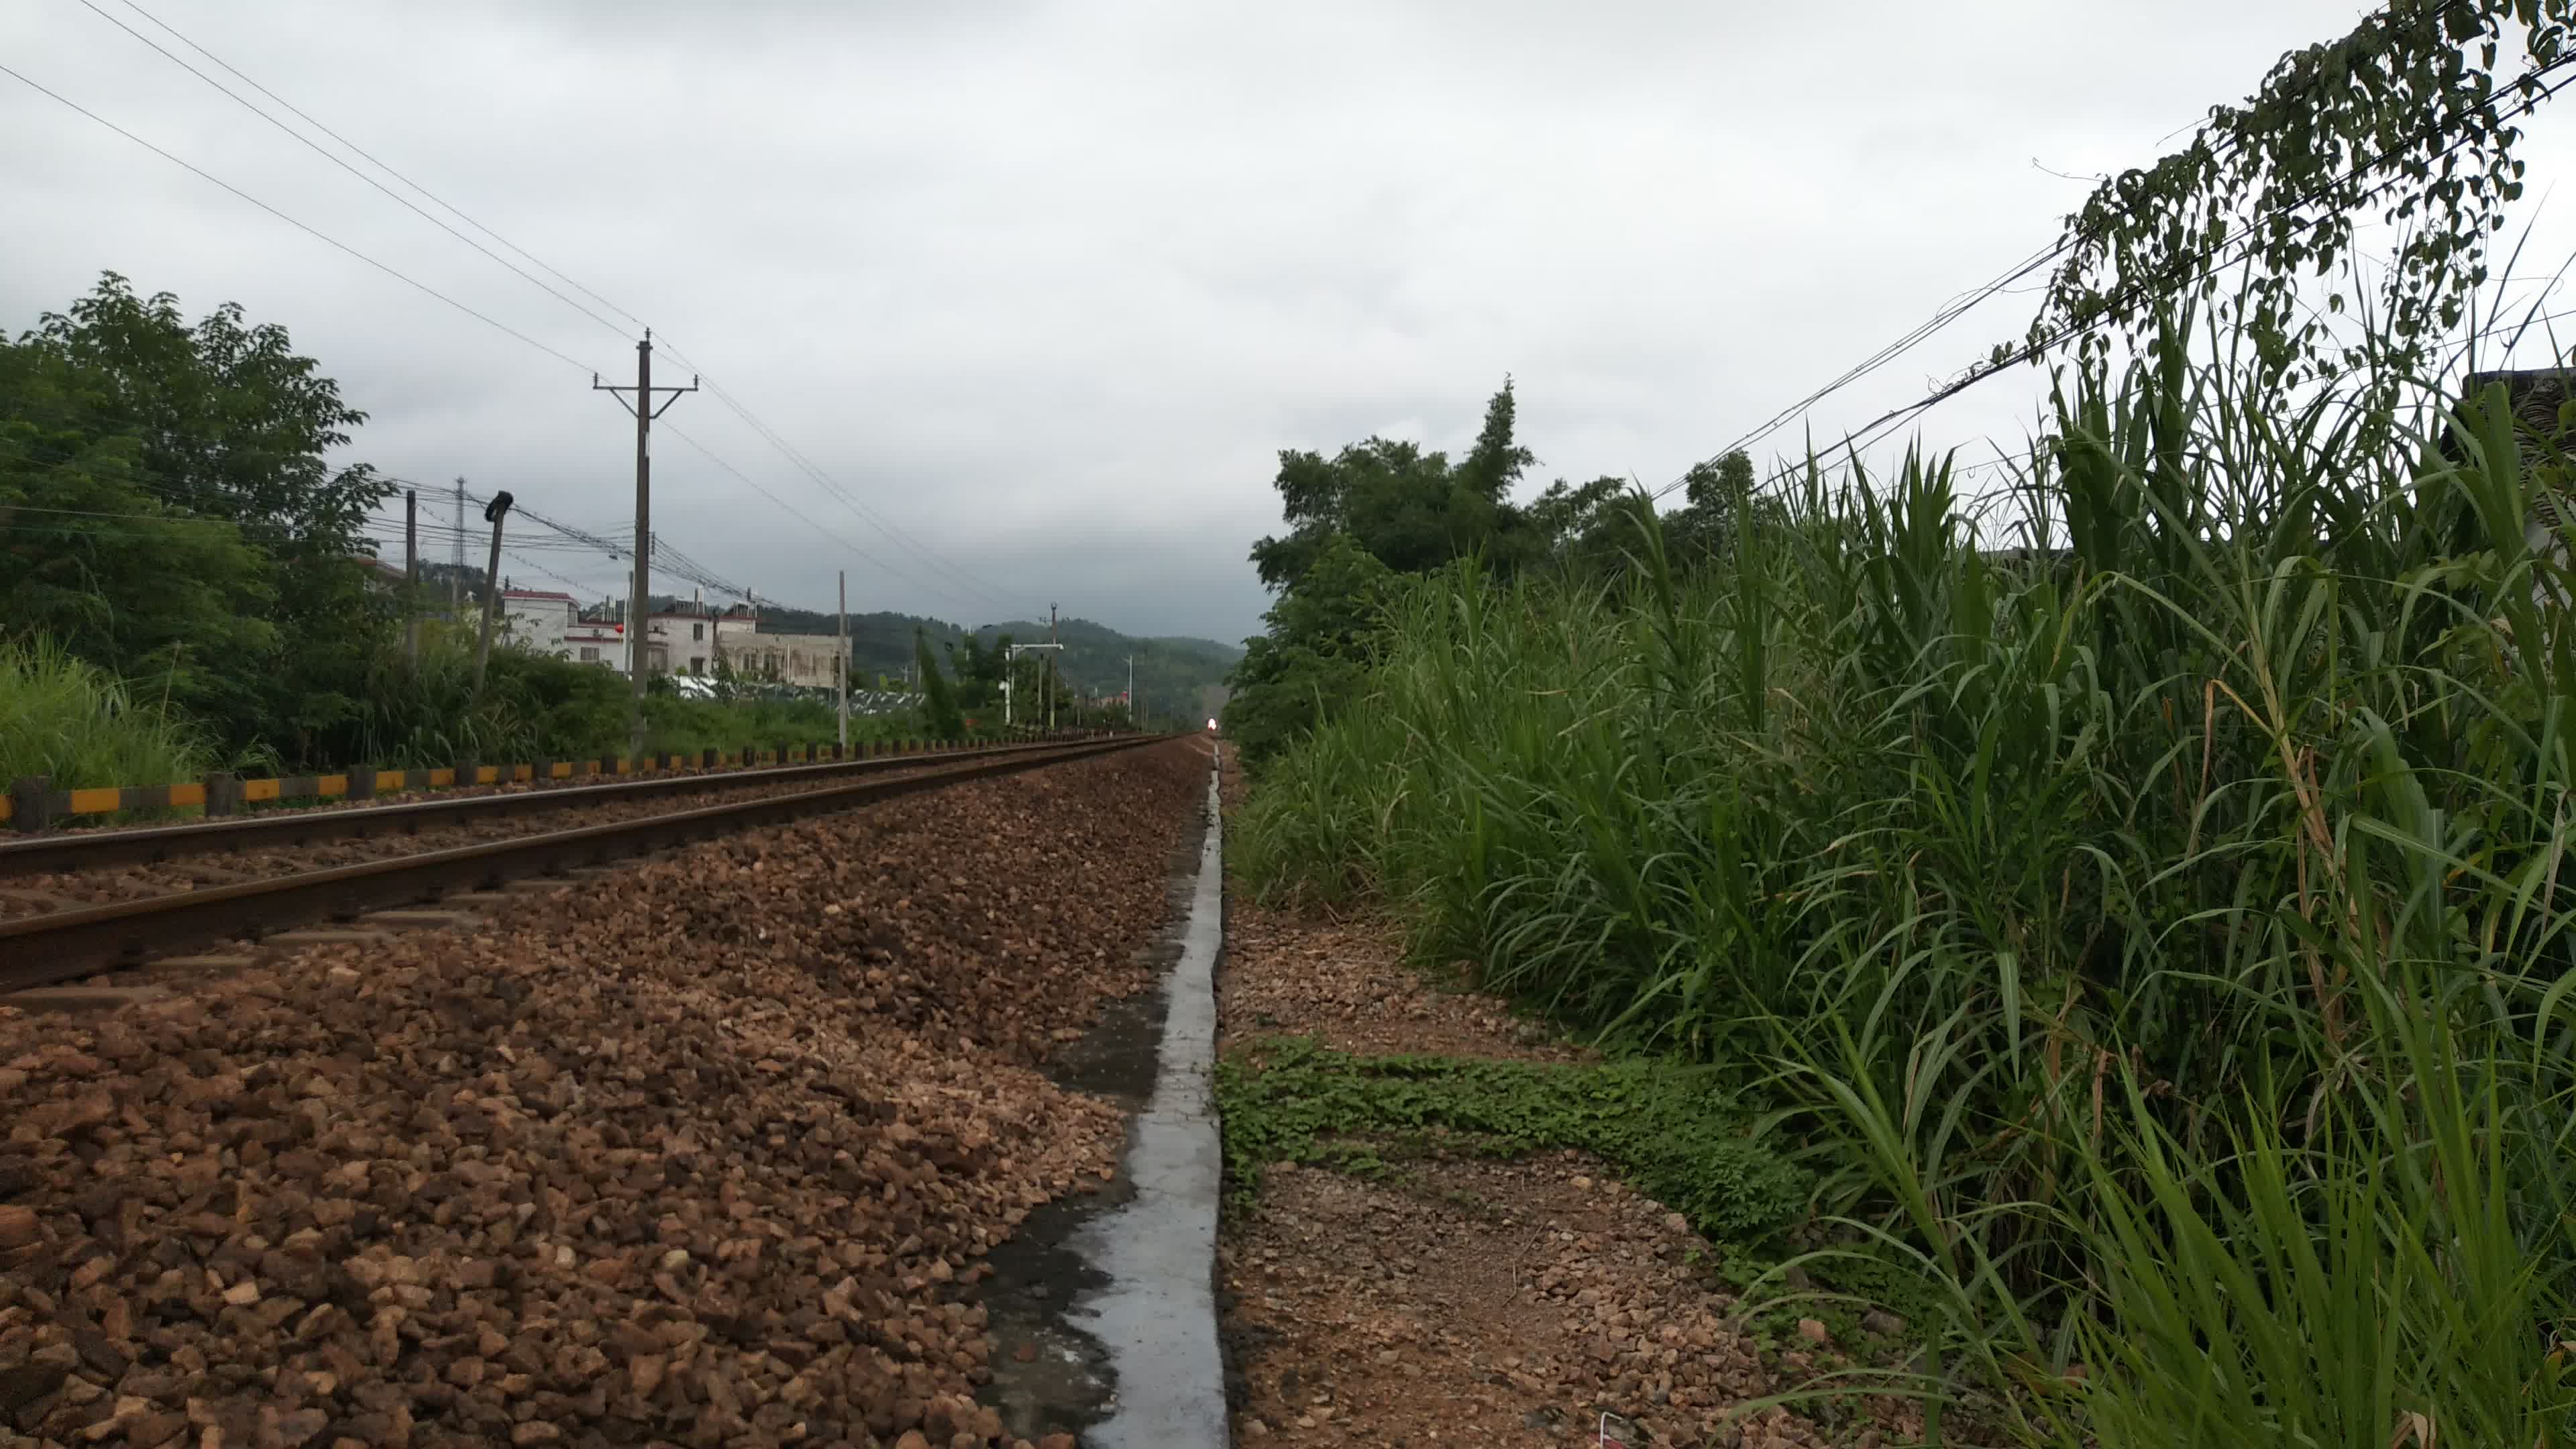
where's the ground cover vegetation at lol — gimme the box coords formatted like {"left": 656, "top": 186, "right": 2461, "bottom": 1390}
{"left": 1218, "top": 1036, "right": 1807, "bottom": 1241}
{"left": 1224, "top": 4, "right": 2576, "bottom": 1440}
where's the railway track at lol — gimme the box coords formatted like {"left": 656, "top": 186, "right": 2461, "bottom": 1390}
{"left": 0, "top": 733, "right": 1169, "bottom": 994}
{"left": 0, "top": 737, "right": 1082, "bottom": 881}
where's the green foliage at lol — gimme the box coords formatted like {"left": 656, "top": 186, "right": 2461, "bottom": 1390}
{"left": 1229, "top": 385, "right": 1771, "bottom": 767}
{"left": 0, "top": 634, "right": 211, "bottom": 787}
{"left": 2035, "top": 998, "right": 2576, "bottom": 1447}
{"left": 944, "top": 629, "right": 1012, "bottom": 711}
{"left": 1222, "top": 533, "right": 1395, "bottom": 765}
{"left": 912, "top": 629, "right": 965, "bottom": 739}
{"left": 638, "top": 692, "right": 911, "bottom": 757}
{"left": 0, "top": 344, "right": 277, "bottom": 714}
{"left": 1217, "top": 1037, "right": 1808, "bottom": 1241}
{"left": 2028, "top": 1, "right": 2573, "bottom": 392}
{"left": 328, "top": 626, "right": 621, "bottom": 768}
{"left": 1248, "top": 378, "right": 1549, "bottom": 592}
{"left": 10, "top": 274, "right": 396, "bottom": 763}
{"left": 1232, "top": 316, "right": 2576, "bottom": 1438}
{"left": 0, "top": 274, "right": 396, "bottom": 767}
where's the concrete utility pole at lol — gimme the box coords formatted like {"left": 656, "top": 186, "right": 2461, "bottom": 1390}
{"left": 593, "top": 331, "right": 697, "bottom": 757}
{"left": 1125, "top": 652, "right": 1135, "bottom": 729}
{"left": 403, "top": 488, "right": 421, "bottom": 670}
{"left": 470, "top": 492, "right": 515, "bottom": 695}
{"left": 836, "top": 570, "right": 849, "bottom": 747}
{"left": 1049, "top": 602, "right": 1059, "bottom": 731}
{"left": 1003, "top": 641, "right": 1062, "bottom": 729}
{"left": 450, "top": 477, "right": 466, "bottom": 614}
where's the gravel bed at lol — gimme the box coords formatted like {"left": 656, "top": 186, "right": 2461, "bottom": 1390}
{"left": 0, "top": 739, "right": 1209, "bottom": 1448}
{"left": 0, "top": 753, "right": 1063, "bottom": 922}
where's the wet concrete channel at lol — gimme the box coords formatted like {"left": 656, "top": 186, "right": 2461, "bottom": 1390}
{"left": 978, "top": 752, "right": 1226, "bottom": 1447}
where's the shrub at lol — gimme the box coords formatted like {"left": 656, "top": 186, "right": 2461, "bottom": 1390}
{"left": 0, "top": 633, "right": 212, "bottom": 787}
{"left": 1233, "top": 315, "right": 2576, "bottom": 1437}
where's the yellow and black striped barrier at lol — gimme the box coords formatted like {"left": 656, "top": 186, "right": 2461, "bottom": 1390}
{"left": 0, "top": 727, "right": 1085, "bottom": 830}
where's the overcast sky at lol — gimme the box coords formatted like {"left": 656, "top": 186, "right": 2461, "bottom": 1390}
{"left": 8, "top": 1, "right": 2575, "bottom": 644}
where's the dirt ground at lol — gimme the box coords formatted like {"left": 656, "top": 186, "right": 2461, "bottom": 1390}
{"left": 1215, "top": 895, "right": 1920, "bottom": 1449}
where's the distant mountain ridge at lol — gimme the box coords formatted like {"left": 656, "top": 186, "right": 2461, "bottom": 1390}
{"left": 641, "top": 598, "right": 1240, "bottom": 716}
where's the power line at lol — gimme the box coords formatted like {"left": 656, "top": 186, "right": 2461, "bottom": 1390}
{"left": 655, "top": 421, "right": 1016, "bottom": 617}
{"left": 0, "top": 60, "right": 602, "bottom": 374}
{"left": 53, "top": 9, "right": 1040, "bottom": 618}
{"left": 1650, "top": 3, "right": 2516, "bottom": 502}
{"left": 76, "top": 0, "right": 637, "bottom": 343}
{"left": 1826, "top": 58, "right": 2576, "bottom": 469}
{"left": 1664, "top": 52, "right": 2576, "bottom": 502}
{"left": 497, "top": 547, "right": 627, "bottom": 600}
{"left": 650, "top": 339, "right": 1034, "bottom": 612}
{"left": 1, "top": 56, "right": 924, "bottom": 621}
{"left": 0, "top": 502, "right": 249, "bottom": 526}
{"left": 101, "top": 0, "right": 653, "bottom": 337}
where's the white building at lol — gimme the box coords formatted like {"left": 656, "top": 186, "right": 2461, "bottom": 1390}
{"left": 515, "top": 600, "right": 852, "bottom": 687}
{"left": 643, "top": 606, "right": 722, "bottom": 677}
{"left": 566, "top": 619, "right": 625, "bottom": 672}
{"left": 497, "top": 588, "right": 576, "bottom": 657}
{"left": 715, "top": 629, "right": 849, "bottom": 689}
{"left": 492, "top": 588, "right": 631, "bottom": 672}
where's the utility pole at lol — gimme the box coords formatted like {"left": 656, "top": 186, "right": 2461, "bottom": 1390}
{"left": 1048, "top": 602, "right": 1059, "bottom": 732}
{"left": 836, "top": 570, "right": 849, "bottom": 747}
{"left": 594, "top": 331, "right": 697, "bottom": 757}
{"left": 450, "top": 477, "right": 466, "bottom": 614}
{"left": 1003, "top": 641, "right": 1063, "bottom": 730}
{"left": 1125, "top": 652, "right": 1134, "bottom": 731}
{"left": 471, "top": 492, "right": 515, "bottom": 694}
{"left": 403, "top": 488, "right": 421, "bottom": 670}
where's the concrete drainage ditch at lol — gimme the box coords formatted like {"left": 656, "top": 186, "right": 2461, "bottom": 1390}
{"left": 978, "top": 747, "right": 1227, "bottom": 1447}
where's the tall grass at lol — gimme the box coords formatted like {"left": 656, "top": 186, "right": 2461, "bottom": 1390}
{"left": 1234, "top": 317, "right": 2576, "bottom": 1439}
{"left": 0, "top": 634, "right": 211, "bottom": 787}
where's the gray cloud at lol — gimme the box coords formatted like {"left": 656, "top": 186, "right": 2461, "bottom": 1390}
{"left": 8, "top": 0, "right": 2572, "bottom": 645}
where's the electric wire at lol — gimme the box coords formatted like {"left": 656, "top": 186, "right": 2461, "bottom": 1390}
{"left": 76, "top": 0, "right": 637, "bottom": 343}
{"left": 0, "top": 60, "right": 601, "bottom": 374}
{"left": 1650, "top": 3, "right": 2531, "bottom": 500}
{"left": 1819, "top": 58, "right": 2576, "bottom": 473}
{"left": 103, "top": 0, "right": 654, "bottom": 335}
{"left": 1658, "top": 53, "right": 2576, "bottom": 502}
{"left": 11, "top": 33, "right": 1030, "bottom": 615}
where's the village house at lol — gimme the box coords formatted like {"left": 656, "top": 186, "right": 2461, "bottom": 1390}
{"left": 496, "top": 587, "right": 576, "bottom": 657}
{"left": 712, "top": 615, "right": 849, "bottom": 689}
{"left": 641, "top": 601, "right": 723, "bottom": 677}
{"left": 402, "top": 588, "right": 853, "bottom": 687}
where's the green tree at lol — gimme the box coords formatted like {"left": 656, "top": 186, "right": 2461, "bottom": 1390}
{"left": 1662, "top": 449, "right": 1772, "bottom": 565}
{"left": 1248, "top": 379, "right": 1548, "bottom": 591}
{"left": 913, "top": 628, "right": 964, "bottom": 738}
{"left": 0, "top": 341, "right": 276, "bottom": 705}
{"left": 1223, "top": 533, "right": 1395, "bottom": 765}
{"left": 945, "top": 629, "right": 1014, "bottom": 711}
{"left": 0, "top": 273, "right": 396, "bottom": 764}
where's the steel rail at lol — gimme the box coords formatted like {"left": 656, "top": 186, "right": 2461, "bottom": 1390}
{"left": 0, "top": 734, "right": 1172, "bottom": 992}
{"left": 0, "top": 737, "right": 1089, "bottom": 879}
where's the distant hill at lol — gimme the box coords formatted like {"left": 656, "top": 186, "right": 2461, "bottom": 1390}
{"left": 645, "top": 598, "right": 1241, "bottom": 719}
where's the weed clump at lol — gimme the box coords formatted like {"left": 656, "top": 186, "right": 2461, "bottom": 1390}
{"left": 1218, "top": 1038, "right": 1808, "bottom": 1242}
